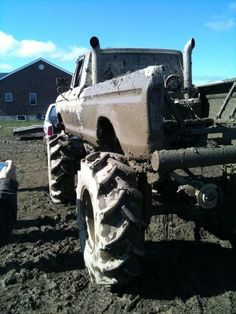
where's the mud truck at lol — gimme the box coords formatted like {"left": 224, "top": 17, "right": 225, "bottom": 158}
{"left": 47, "top": 36, "right": 236, "bottom": 285}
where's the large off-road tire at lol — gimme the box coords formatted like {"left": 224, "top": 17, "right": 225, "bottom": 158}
{"left": 0, "top": 180, "right": 17, "bottom": 246}
{"left": 223, "top": 211, "right": 236, "bottom": 251}
{"left": 0, "top": 207, "right": 15, "bottom": 246}
{"left": 47, "top": 133, "right": 84, "bottom": 204}
{"left": 220, "top": 171, "right": 236, "bottom": 251}
{"left": 77, "top": 152, "right": 146, "bottom": 285}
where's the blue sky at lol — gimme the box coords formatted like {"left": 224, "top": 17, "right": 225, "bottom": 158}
{"left": 0, "top": 0, "right": 235, "bottom": 84}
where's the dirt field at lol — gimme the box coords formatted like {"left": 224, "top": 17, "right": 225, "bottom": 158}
{"left": 1, "top": 133, "right": 236, "bottom": 314}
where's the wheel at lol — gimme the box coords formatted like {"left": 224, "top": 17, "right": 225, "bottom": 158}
{"left": 224, "top": 212, "right": 236, "bottom": 251}
{"left": 221, "top": 167, "right": 236, "bottom": 250}
{"left": 47, "top": 133, "right": 85, "bottom": 204}
{"left": 77, "top": 152, "right": 146, "bottom": 285}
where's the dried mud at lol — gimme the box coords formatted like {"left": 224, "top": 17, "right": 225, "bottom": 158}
{"left": 1, "top": 137, "right": 236, "bottom": 314}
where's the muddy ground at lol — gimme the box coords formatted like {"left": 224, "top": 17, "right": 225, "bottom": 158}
{"left": 1, "top": 135, "right": 236, "bottom": 314}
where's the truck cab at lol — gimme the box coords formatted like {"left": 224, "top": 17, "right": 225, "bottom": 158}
{"left": 56, "top": 37, "right": 192, "bottom": 158}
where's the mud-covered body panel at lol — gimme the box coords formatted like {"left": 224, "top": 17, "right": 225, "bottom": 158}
{"left": 57, "top": 66, "right": 164, "bottom": 159}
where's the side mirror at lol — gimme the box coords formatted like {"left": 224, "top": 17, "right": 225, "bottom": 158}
{"left": 56, "top": 77, "right": 70, "bottom": 88}
{"left": 56, "top": 77, "right": 70, "bottom": 95}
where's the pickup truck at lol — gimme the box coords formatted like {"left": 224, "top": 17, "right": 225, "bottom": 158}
{"left": 46, "top": 36, "right": 236, "bottom": 285}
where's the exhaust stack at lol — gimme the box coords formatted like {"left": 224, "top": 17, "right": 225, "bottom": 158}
{"left": 90, "top": 36, "right": 100, "bottom": 85}
{"left": 183, "top": 38, "right": 195, "bottom": 99}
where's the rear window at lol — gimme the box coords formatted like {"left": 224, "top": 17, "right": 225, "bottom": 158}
{"left": 99, "top": 51, "right": 183, "bottom": 82}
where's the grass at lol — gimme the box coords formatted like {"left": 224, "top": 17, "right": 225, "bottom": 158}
{"left": 0, "top": 120, "right": 42, "bottom": 138}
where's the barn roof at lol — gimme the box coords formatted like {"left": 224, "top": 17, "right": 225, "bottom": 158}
{"left": 0, "top": 58, "right": 72, "bottom": 81}
{"left": 0, "top": 73, "right": 8, "bottom": 79}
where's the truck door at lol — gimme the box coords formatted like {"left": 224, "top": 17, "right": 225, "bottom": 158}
{"left": 64, "top": 56, "right": 85, "bottom": 134}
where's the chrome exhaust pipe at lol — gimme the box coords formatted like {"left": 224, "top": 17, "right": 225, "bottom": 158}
{"left": 90, "top": 36, "right": 100, "bottom": 85}
{"left": 183, "top": 38, "right": 195, "bottom": 99}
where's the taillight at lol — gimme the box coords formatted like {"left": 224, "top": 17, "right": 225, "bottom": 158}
{"left": 48, "top": 126, "right": 53, "bottom": 136}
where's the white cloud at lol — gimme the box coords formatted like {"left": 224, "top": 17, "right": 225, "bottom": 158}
{"left": 205, "top": 3, "right": 236, "bottom": 31}
{"left": 205, "top": 17, "right": 235, "bottom": 31}
{"left": 16, "top": 39, "right": 56, "bottom": 57}
{"left": 52, "top": 46, "right": 88, "bottom": 62}
{"left": 0, "top": 63, "right": 14, "bottom": 71}
{"left": 0, "top": 31, "right": 87, "bottom": 62}
{"left": 0, "top": 31, "right": 18, "bottom": 54}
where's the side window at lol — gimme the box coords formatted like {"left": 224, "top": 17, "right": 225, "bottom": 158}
{"left": 5, "top": 92, "right": 13, "bottom": 103}
{"left": 49, "top": 106, "right": 57, "bottom": 124}
{"left": 29, "top": 92, "right": 37, "bottom": 105}
{"left": 73, "top": 57, "right": 84, "bottom": 88}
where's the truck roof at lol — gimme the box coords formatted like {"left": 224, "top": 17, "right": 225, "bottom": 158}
{"left": 100, "top": 48, "right": 182, "bottom": 56}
